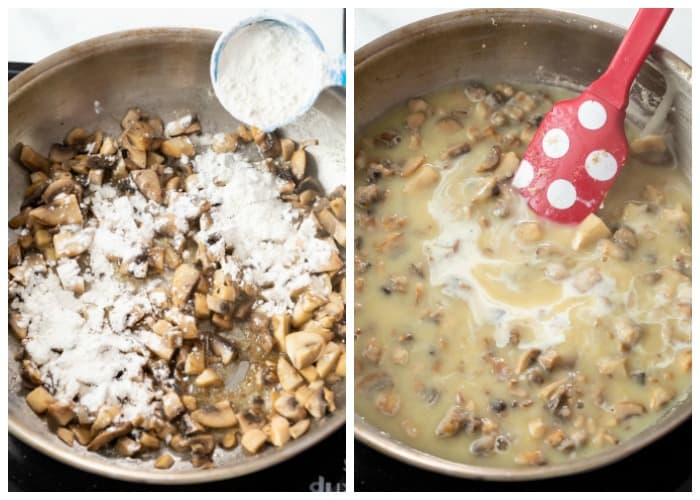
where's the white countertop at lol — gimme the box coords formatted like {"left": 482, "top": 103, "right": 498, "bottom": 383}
{"left": 9, "top": 8, "right": 344, "bottom": 62}
{"left": 355, "top": 8, "right": 691, "bottom": 63}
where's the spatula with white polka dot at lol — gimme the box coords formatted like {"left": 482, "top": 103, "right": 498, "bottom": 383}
{"left": 513, "top": 8, "right": 672, "bottom": 224}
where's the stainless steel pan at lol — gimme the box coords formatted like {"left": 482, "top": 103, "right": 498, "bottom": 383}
{"left": 8, "top": 28, "right": 345, "bottom": 484}
{"left": 354, "top": 8, "right": 691, "bottom": 481}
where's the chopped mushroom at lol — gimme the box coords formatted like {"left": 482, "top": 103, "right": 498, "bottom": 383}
{"left": 269, "top": 415, "right": 291, "bottom": 447}
{"left": 629, "top": 135, "right": 671, "bottom": 164}
{"left": 285, "top": 332, "right": 325, "bottom": 370}
{"left": 613, "top": 401, "right": 646, "bottom": 421}
{"left": 194, "top": 368, "right": 223, "bottom": 388}
{"left": 171, "top": 264, "right": 200, "bottom": 307}
{"left": 192, "top": 401, "right": 238, "bottom": 428}
{"left": 131, "top": 169, "right": 163, "bottom": 204}
{"left": 241, "top": 429, "right": 268, "bottom": 454}
{"left": 154, "top": 453, "right": 175, "bottom": 469}
{"left": 403, "top": 166, "right": 440, "bottom": 192}
{"left": 29, "top": 194, "right": 83, "bottom": 226}
{"left": 572, "top": 213, "right": 611, "bottom": 250}
{"left": 514, "top": 450, "right": 547, "bottom": 466}
{"left": 26, "top": 387, "right": 54, "bottom": 414}
{"left": 87, "top": 423, "right": 132, "bottom": 451}
{"left": 476, "top": 145, "right": 502, "bottom": 172}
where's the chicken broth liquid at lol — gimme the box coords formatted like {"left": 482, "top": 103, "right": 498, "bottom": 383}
{"left": 354, "top": 83, "right": 691, "bottom": 466}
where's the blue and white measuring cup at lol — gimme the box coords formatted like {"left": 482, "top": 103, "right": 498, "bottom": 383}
{"left": 211, "top": 13, "right": 346, "bottom": 131}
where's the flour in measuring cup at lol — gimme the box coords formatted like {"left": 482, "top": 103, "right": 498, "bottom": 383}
{"left": 215, "top": 21, "right": 325, "bottom": 131}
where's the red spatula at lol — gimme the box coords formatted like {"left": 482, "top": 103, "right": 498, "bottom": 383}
{"left": 512, "top": 8, "right": 673, "bottom": 224}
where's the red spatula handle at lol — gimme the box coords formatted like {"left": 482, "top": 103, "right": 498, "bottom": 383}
{"left": 588, "top": 8, "right": 672, "bottom": 110}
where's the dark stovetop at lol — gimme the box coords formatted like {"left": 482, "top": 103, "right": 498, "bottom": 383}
{"left": 355, "top": 418, "right": 691, "bottom": 491}
{"left": 7, "top": 61, "right": 346, "bottom": 492}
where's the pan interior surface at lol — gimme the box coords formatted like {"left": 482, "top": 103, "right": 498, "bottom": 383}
{"left": 8, "top": 28, "right": 345, "bottom": 484}
{"left": 354, "top": 9, "right": 691, "bottom": 481}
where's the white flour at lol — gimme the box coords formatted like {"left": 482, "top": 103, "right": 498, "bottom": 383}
{"left": 187, "top": 150, "right": 336, "bottom": 313}
{"left": 10, "top": 146, "right": 337, "bottom": 418}
{"left": 214, "top": 21, "right": 326, "bottom": 131}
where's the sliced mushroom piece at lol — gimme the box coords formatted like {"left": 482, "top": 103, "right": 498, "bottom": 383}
{"left": 206, "top": 294, "right": 233, "bottom": 316}
{"left": 614, "top": 320, "right": 642, "bottom": 351}
{"left": 115, "top": 437, "right": 141, "bottom": 457}
{"left": 140, "top": 432, "right": 161, "bottom": 450}
{"left": 649, "top": 387, "right": 674, "bottom": 411}
{"left": 8, "top": 243, "right": 22, "bottom": 267}
{"left": 162, "top": 391, "right": 185, "bottom": 420}
{"left": 29, "top": 194, "right": 83, "bottom": 226}
{"left": 26, "top": 386, "right": 54, "bottom": 414}
{"left": 470, "top": 435, "right": 496, "bottom": 456}
{"left": 285, "top": 419, "right": 309, "bottom": 441}
{"left": 131, "top": 169, "right": 163, "bottom": 204}
{"left": 194, "top": 368, "right": 223, "bottom": 388}
{"left": 273, "top": 392, "right": 307, "bottom": 421}
{"left": 304, "top": 386, "right": 328, "bottom": 419}
{"left": 476, "top": 145, "right": 502, "bottom": 172}
{"left": 440, "top": 142, "right": 471, "bottom": 160}
{"left": 317, "top": 208, "right": 346, "bottom": 247}
{"left": 374, "top": 389, "right": 401, "bottom": 416}
{"left": 285, "top": 332, "right": 326, "bottom": 370}
{"left": 161, "top": 137, "right": 195, "bottom": 158}
{"left": 278, "top": 356, "right": 304, "bottom": 392}
{"left": 241, "top": 429, "right": 268, "bottom": 454}
{"left": 87, "top": 422, "right": 133, "bottom": 451}
{"left": 599, "top": 239, "right": 628, "bottom": 260}
{"left": 357, "top": 186, "right": 381, "bottom": 212}
{"left": 47, "top": 402, "right": 75, "bottom": 427}
{"left": 629, "top": 135, "right": 671, "bottom": 164}
{"left": 271, "top": 313, "right": 291, "bottom": 352}
{"left": 100, "top": 136, "right": 118, "bottom": 156}
{"left": 516, "top": 348, "right": 541, "bottom": 374}
{"left": 20, "top": 359, "right": 42, "bottom": 386}
{"left": 290, "top": 149, "right": 306, "bottom": 180}
{"left": 210, "top": 336, "right": 237, "bottom": 365}
{"left": 91, "top": 405, "right": 120, "bottom": 433}
{"left": 613, "top": 401, "right": 646, "bottom": 421}
{"left": 120, "top": 108, "right": 144, "bottom": 130}
{"left": 572, "top": 213, "right": 611, "bottom": 250}
{"left": 279, "top": 138, "right": 296, "bottom": 160}
{"left": 435, "top": 405, "right": 469, "bottom": 438}
{"left": 211, "top": 132, "right": 239, "bottom": 153}
{"left": 55, "top": 427, "right": 75, "bottom": 447}
{"left": 316, "top": 342, "right": 343, "bottom": 378}
{"left": 9, "top": 312, "right": 27, "bottom": 340}
{"left": 612, "top": 225, "right": 638, "bottom": 250}
{"left": 171, "top": 263, "right": 200, "bottom": 307}
{"left": 19, "top": 144, "right": 51, "bottom": 173}
{"left": 154, "top": 453, "right": 175, "bottom": 469}
{"left": 268, "top": 415, "right": 291, "bottom": 447}
{"left": 192, "top": 401, "right": 238, "bottom": 428}
{"left": 494, "top": 151, "right": 520, "bottom": 181}
{"left": 164, "top": 114, "right": 200, "bottom": 137}
{"left": 515, "top": 221, "right": 543, "bottom": 242}
{"left": 219, "top": 430, "right": 237, "bottom": 449}
{"left": 403, "top": 166, "right": 440, "bottom": 192}
{"left": 53, "top": 230, "right": 94, "bottom": 258}
{"left": 126, "top": 121, "right": 155, "bottom": 151}
{"left": 292, "top": 293, "right": 327, "bottom": 327}
{"left": 42, "top": 177, "right": 83, "bottom": 204}
{"left": 514, "top": 450, "right": 547, "bottom": 466}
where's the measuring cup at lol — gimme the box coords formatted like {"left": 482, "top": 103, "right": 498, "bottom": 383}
{"left": 210, "top": 13, "right": 346, "bottom": 132}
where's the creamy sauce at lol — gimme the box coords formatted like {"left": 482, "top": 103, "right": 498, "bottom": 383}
{"left": 354, "top": 84, "right": 691, "bottom": 466}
